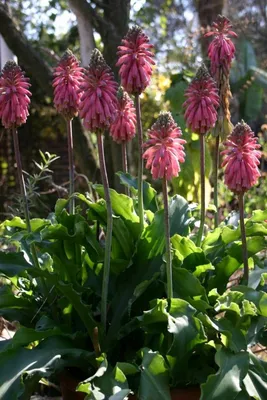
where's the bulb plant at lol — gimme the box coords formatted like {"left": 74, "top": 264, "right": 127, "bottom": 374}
{"left": 143, "top": 112, "right": 186, "bottom": 298}
{"left": 79, "top": 48, "right": 118, "bottom": 330}
{"left": 117, "top": 26, "right": 155, "bottom": 231}
{"left": 0, "top": 61, "right": 42, "bottom": 276}
{"left": 53, "top": 49, "right": 83, "bottom": 215}
{"left": 183, "top": 64, "right": 219, "bottom": 246}
{"left": 0, "top": 17, "right": 267, "bottom": 400}
{"left": 205, "top": 15, "right": 237, "bottom": 227}
{"left": 110, "top": 87, "right": 136, "bottom": 195}
{"left": 221, "top": 121, "right": 261, "bottom": 283}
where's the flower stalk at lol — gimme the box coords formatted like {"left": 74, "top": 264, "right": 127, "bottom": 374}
{"left": 238, "top": 192, "right": 249, "bottom": 284}
{"left": 197, "top": 133, "right": 206, "bottom": 247}
{"left": 67, "top": 119, "right": 75, "bottom": 214}
{"left": 162, "top": 177, "right": 173, "bottom": 298}
{"left": 135, "top": 94, "right": 144, "bottom": 231}
{"left": 213, "top": 135, "right": 220, "bottom": 227}
{"left": 97, "top": 132, "right": 113, "bottom": 330}
{"left": 121, "top": 142, "right": 129, "bottom": 196}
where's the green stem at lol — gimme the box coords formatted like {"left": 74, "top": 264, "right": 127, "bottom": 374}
{"left": 12, "top": 127, "right": 31, "bottom": 232}
{"left": 214, "top": 135, "right": 220, "bottom": 228}
{"left": 12, "top": 127, "right": 49, "bottom": 294}
{"left": 122, "top": 141, "right": 130, "bottom": 196}
{"left": 197, "top": 133, "right": 206, "bottom": 247}
{"left": 239, "top": 193, "right": 249, "bottom": 284}
{"left": 162, "top": 177, "right": 173, "bottom": 299}
{"left": 97, "top": 131, "right": 113, "bottom": 331}
{"left": 134, "top": 94, "right": 144, "bottom": 232}
{"left": 67, "top": 118, "right": 75, "bottom": 214}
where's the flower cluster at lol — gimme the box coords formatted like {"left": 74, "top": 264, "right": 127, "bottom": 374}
{"left": 205, "top": 15, "right": 237, "bottom": 78}
{"left": 117, "top": 26, "right": 155, "bottom": 95}
{"left": 110, "top": 88, "right": 136, "bottom": 143}
{"left": 0, "top": 61, "right": 31, "bottom": 129}
{"left": 79, "top": 49, "right": 118, "bottom": 132}
{"left": 53, "top": 50, "right": 83, "bottom": 120}
{"left": 221, "top": 121, "right": 261, "bottom": 193}
{"left": 143, "top": 112, "right": 186, "bottom": 180}
{"left": 183, "top": 65, "right": 219, "bottom": 134}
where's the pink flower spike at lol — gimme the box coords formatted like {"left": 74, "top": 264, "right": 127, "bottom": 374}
{"left": 53, "top": 49, "right": 83, "bottom": 120}
{"left": 110, "top": 88, "right": 136, "bottom": 143}
{"left": 143, "top": 112, "right": 186, "bottom": 180}
{"left": 221, "top": 121, "right": 261, "bottom": 194}
{"left": 117, "top": 26, "right": 155, "bottom": 95}
{"left": 183, "top": 64, "right": 219, "bottom": 135}
{"left": 79, "top": 49, "right": 118, "bottom": 132}
{"left": 0, "top": 61, "right": 31, "bottom": 129}
{"left": 205, "top": 15, "right": 237, "bottom": 78}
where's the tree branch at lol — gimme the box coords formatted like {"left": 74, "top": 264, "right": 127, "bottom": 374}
{"left": 67, "top": 0, "right": 110, "bottom": 38}
{"left": 0, "top": 3, "right": 53, "bottom": 95}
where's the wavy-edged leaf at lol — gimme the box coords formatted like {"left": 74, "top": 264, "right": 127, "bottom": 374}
{"left": 56, "top": 282, "right": 98, "bottom": 342}
{"left": 139, "top": 196, "right": 192, "bottom": 259}
{"left": 232, "top": 286, "right": 267, "bottom": 317}
{"left": 171, "top": 234, "right": 213, "bottom": 277}
{"left": 167, "top": 299, "right": 206, "bottom": 382}
{"left": 0, "top": 336, "right": 93, "bottom": 400}
{"left": 117, "top": 171, "right": 158, "bottom": 212}
{"left": 138, "top": 348, "right": 171, "bottom": 400}
{"left": 200, "top": 348, "right": 250, "bottom": 400}
{"left": 1, "top": 217, "right": 50, "bottom": 232}
{"left": 0, "top": 251, "right": 33, "bottom": 277}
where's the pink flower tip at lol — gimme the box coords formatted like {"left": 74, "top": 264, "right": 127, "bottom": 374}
{"left": 117, "top": 25, "right": 155, "bottom": 95}
{"left": 143, "top": 111, "right": 186, "bottom": 180}
{"left": 183, "top": 64, "right": 219, "bottom": 134}
{"left": 205, "top": 15, "right": 237, "bottom": 78}
{"left": 0, "top": 60, "right": 31, "bottom": 129}
{"left": 221, "top": 120, "right": 261, "bottom": 194}
{"left": 79, "top": 48, "right": 118, "bottom": 132}
{"left": 110, "top": 87, "right": 136, "bottom": 143}
{"left": 53, "top": 49, "right": 83, "bottom": 120}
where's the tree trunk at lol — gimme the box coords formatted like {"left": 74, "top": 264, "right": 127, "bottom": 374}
{"left": 194, "top": 0, "right": 225, "bottom": 57}
{"left": 0, "top": 3, "right": 99, "bottom": 183}
{"left": 68, "top": 0, "right": 96, "bottom": 66}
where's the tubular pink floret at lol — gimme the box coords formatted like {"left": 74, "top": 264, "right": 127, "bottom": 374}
{"left": 205, "top": 15, "right": 237, "bottom": 78}
{"left": 110, "top": 88, "right": 136, "bottom": 143}
{"left": 183, "top": 64, "right": 220, "bottom": 134}
{"left": 79, "top": 49, "right": 118, "bottom": 132}
{"left": 53, "top": 49, "right": 83, "bottom": 120}
{"left": 0, "top": 61, "right": 31, "bottom": 129}
{"left": 116, "top": 26, "right": 155, "bottom": 95}
{"left": 143, "top": 111, "right": 186, "bottom": 180}
{"left": 221, "top": 121, "right": 261, "bottom": 193}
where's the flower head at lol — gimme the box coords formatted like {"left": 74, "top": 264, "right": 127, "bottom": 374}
{"left": 110, "top": 88, "right": 136, "bottom": 143}
{"left": 0, "top": 61, "right": 31, "bottom": 129}
{"left": 183, "top": 64, "right": 219, "bottom": 134}
{"left": 205, "top": 15, "right": 237, "bottom": 78}
{"left": 53, "top": 49, "right": 83, "bottom": 120}
{"left": 221, "top": 121, "right": 261, "bottom": 193}
{"left": 143, "top": 112, "right": 186, "bottom": 180}
{"left": 79, "top": 49, "right": 118, "bottom": 132}
{"left": 117, "top": 26, "right": 155, "bottom": 95}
